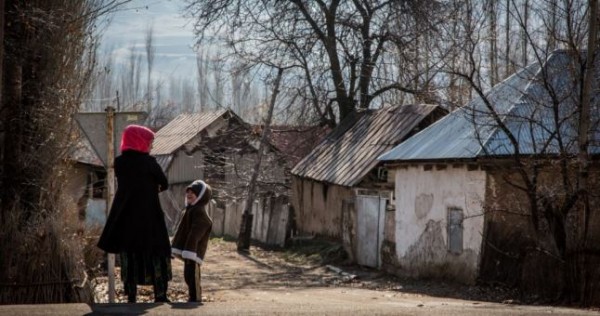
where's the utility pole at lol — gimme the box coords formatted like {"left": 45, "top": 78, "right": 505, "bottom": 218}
{"left": 105, "top": 106, "right": 116, "bottom": 303}
{"left": 237, "top": 67, "right": 285, "bottom": 252}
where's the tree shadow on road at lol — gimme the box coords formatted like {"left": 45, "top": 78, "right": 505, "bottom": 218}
{"left": 242, "top": 239, "right": 528, "bottom": 306}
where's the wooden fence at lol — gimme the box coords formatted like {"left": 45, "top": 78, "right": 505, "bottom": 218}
{"left": 208, "top": 195, "right": 290, "bottom": 247}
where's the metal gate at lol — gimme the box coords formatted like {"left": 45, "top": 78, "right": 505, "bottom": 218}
{"left": 356, "top": 194, "right": 386, "bottom": 268}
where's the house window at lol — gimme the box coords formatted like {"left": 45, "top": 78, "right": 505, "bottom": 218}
{"left": 447, "top": 207, "right": 464, "bottom": 254}
{"left": 92, "top": 170, "right": 106, "bottom": 199}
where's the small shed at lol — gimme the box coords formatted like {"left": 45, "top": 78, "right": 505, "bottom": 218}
{"left": 291, "top": 104, "right": 447, "bottom": 267}
{"left": 151, "top": 109, "right": 289, "bottom": 237}
{"left": 67, "top": 137, "right": 106, "bottom": 231}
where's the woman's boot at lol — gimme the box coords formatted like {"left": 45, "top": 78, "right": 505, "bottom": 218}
{"left": 154, "top": 280, "right": 170, "bottom": 303}
{"left": 125, "top": 282, "right": 137, "bottom": 303}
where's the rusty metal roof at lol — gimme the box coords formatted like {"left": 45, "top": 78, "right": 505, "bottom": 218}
{"left": 291, "top": 104, "right": 444, "bottom": 186}
{"left": 379, "top": 50, "right": 600, "bottom": 162}
{"left": 151, "top": 109, "right": 228, "bottom": 155}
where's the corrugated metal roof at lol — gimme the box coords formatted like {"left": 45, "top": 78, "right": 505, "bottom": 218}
{"left": 151, "top": 109, "right": 228, "bottom": 155}
{"left": 154, "top": 154, "right": 173, "bottom": 173}
{"left": 379, "top": 50, "right": 600, "bottom": 162}
{"left": 291, "top": 104, "right": 443, "bottom": 186}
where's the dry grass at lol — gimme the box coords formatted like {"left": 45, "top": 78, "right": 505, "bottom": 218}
{"left": 0, "top": 0, "right": 121, "bottom": 305}
{"left": 281, "top": 239, "right": 347, "bottom": 265}
{"left": 0, "top": 206, "right": 94, "bottom": 304}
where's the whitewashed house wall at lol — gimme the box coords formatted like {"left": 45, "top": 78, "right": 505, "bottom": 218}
{"left": 393, "top": 164, "right": 486, "bottom": 283}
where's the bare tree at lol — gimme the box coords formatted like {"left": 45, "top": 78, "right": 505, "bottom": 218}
{"left": 117, "top": 44, "right": 143, "bottom": 109}
{"left": 231, "top": 61, "right": 251, "bottom": 115}
{"left": 237, "top": 66, "right": 285, "bottom": 251}
{"left": 184, "top": 0, "right": 443, "bottom": 124}
{"left": 85, "top": 44, "right": 116, "bottom": 111}
{"left": 180, "top": 76, "right": 196, "bottom": 113}
{"left": 196, "top": 49, "right": 210, "bottom": 111}
{"left": 442, "top": 0, "right": 599, "bottom": 304}
{"left": 0, "top": 0, "right": 133, "bottom": 304}
{"left": 145, "top": 25, "right": 155, "bottom": 113}
{"left": 211, "top": 53, "right": 226, "bottom": 109}
{"left": 577, "top": 0, "right": 598, "bottom": 303}
{"left": 504, "top": 0, "right": 512, "bottom": 77}
{"left": 487, "top": 0, "right": 499, "bottom": 85}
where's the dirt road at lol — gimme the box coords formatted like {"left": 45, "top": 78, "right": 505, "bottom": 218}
{"left": 94, "top": 238, "right": 349, "bottom": 303}
{"left": 89, "top": 239, "right": 596, "bottom": 315}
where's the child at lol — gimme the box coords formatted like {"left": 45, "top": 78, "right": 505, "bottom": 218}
{"left": 171, "top": 180, "right": 213, "bottom": 303}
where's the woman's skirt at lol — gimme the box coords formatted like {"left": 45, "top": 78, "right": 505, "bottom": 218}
{"left": 120, "top": 252, "right": 172, "bottom": 285}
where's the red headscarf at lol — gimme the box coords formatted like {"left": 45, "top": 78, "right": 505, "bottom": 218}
{"left": 120, "top": 124, "right": 155, "bottom": 154}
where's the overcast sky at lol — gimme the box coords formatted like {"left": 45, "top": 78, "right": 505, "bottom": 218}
{"left": 100, "top": 0, "right": 198, "bottom": 82}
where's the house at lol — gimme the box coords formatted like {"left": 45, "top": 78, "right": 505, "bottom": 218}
{"left": 66, "top": 137, "right": 107, "bottom": 231}
{"left": 290, "top": 104, "right": 447, "bottom": 267}
{"left": 151, "top": 109, "right": 289, "bottom": 241}
{"left": 378, "top": 50, "right": 600, "bottom": 291}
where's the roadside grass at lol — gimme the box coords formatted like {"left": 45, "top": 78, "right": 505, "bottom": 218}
{"left": 280, "top": 239, "right": 347, "bottom": 266}
{"left": 208, "top": 236, "right": 347, "bottom": 266}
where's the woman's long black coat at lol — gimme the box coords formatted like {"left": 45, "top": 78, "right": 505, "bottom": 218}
{"left": 97, "top": 150, "right": 171, "bottom": 257}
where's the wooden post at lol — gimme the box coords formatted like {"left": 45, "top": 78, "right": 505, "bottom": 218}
{"left": 105, "top": 106, "right": 116, "bottom": 303}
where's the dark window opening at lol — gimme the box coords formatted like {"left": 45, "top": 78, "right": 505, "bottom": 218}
{"left": 447, "top": 207, "right": 464, "bottom": 255}
{"left": 92, "top": 170, "right": 106, "bottom": 199}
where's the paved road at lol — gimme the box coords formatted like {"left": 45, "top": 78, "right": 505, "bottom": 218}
{"left": 0, "top": 288, "right": 597, "bottom": 315}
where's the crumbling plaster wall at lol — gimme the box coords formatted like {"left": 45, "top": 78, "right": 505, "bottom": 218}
{"left": 291, "top": 177, "right": 354, "bottom": 239}
{"left": 393, "top": 164, "right": 486, "bottom": 283}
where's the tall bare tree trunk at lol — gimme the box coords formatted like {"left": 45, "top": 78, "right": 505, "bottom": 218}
{"left": 578, "top": 0, "right": 597, "bottom": 305}
{"left": 521, "top": 0, "right": 529, "bottom": 67}
{"left": 196, "top": 50, "right": 208, "bottom": 111}
{"left": 213, "top": 54, "right": 225, "bottom": 108}
{"left": 488, "top": 0, "right": 498, "bottom": 85}
{"left": 145, "top": 26, "right": 155, "bottom": 114}
{"left": 505, "top": 0, "right": 511, "bottom": 78}
{"left": 547, "top": 0, "right": 558, "bottom": 51}
{"left": 237, "top": 67, "right": 284, "bottom": 252}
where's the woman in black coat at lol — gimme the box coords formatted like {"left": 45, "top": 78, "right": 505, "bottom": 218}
{"left": 97, "top": 124, "right": 171, "bottom": 303}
